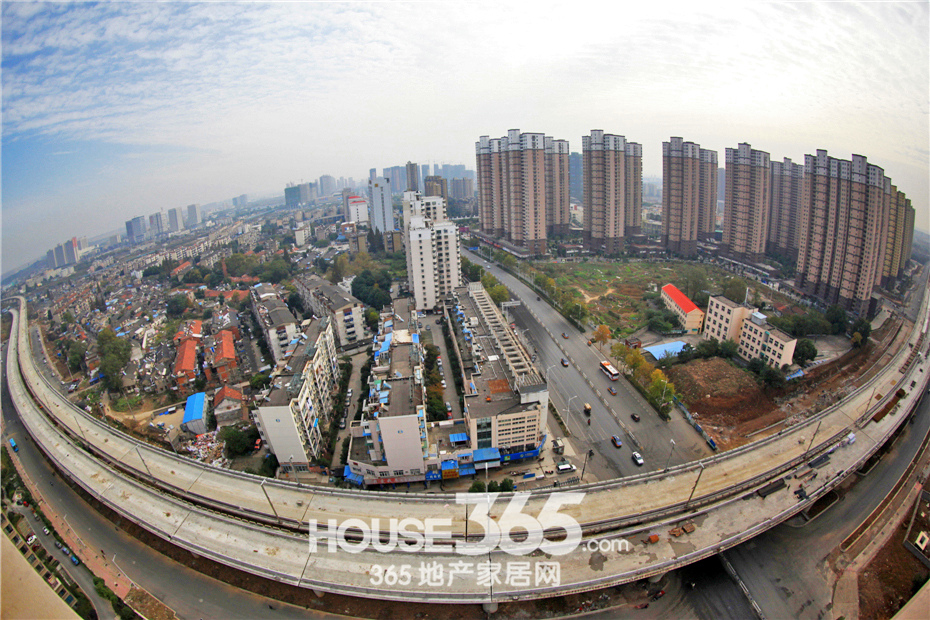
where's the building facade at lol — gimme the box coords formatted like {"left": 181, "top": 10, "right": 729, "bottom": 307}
{"left": 582, "top": 131, "right": 642, "bottom": 253}
{"left": 475, "top": 129, "right": 569, "bottom": 255}
{"left": 795, "top": 151, "right": 891, "bottom": 317}
{"left": 767, "top": 158, "right": 803, "bottom": 261}
{"left": 403, "top": 192, "right": 461, "bottom": 311}
{"left": 662, "top": 138, "right": 716, "bottom": 256}
{"left": 294, "top": 274, "right": 369, "bottom": 348}
{"left": 660, "top": 284, "right": 705, "bottom": 333}
{"left": 723, "top": 143, "right": 771, "bottom": 263}
{"left": 703, "top": 295, "right": 797, "bottom": 368}
{"left": 368, "top": 177, "right": 394, "bottom": 233}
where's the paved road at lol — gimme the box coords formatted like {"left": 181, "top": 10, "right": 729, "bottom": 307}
{"left": 2, "top": 342, "right": 339, "bottom": 620}
{"left": 467, "top": 250, "right": 713, "bottom": 475}
{"left": 726, "top": 381, "right": 930, "bottom": 619}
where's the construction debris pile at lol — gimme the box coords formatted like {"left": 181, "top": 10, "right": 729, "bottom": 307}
{"left": 184, "top": 430, "right": 228, "bottom": 468}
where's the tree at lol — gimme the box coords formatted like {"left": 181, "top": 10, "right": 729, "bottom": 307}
{"left": 680, "top": 265, "right": 708, "bottom": 299}
{"left": 250, "top": 373, "right": 271, "bottom": 390}
{"left": 825, "top": 305, "right": 848, "bottom": 335}
{"left": 194, "top": 288, "right": 206, "bottom": 299}
{"left": 488, "top": 284, "right": 509, "bottom": 305}
{"left": 364, "top": 308, "right": 380, "bottom": 333}
{"left": 721, "top": 277, "right": 747, "bottom": 303}
{"left": 61, "top": 310, "right": 75, "bottom": 325}
{"left": 501, "top": 254, "right": 518, "bottom": 271}
{"left": 499, "top": 478, "right": 515, "bottom": 493}
{"left": 166, "top": 295, "right": 190, "bottom": 318}
{"left": 695, "top": 338, "right": 719, "bottom": 359}
{"left": 850, "top": 318, "right": 871, "bottom": 346}
{"left": 468, "top": 480, "right": 486, "bottom": 493}
{"left": 719, "top": 339, "right": 738, "bottom": 359}
{"left": 67, "top": 340, "right": 88, "bottom": 372}
{"left": 96, "top": 328, "right": 131, "bottom": 391}
{"left": 626, "top": 349, "right": 646, "bottom": 372}
{"left": 487, "top": 480, "right": 500, "bottom": 492}
{"left": 794, "top": 339, "right": 817, "bottom": 365}
{"left": 592, "top": 325, "right": 611, "bottom": 351}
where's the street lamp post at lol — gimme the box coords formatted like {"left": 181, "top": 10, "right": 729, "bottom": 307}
{"left": 685, "top": 462, "right": 706, "bottom": 509}
{"left": 664, "top": 438, "right": 676, "bottom": 472}
{"left": 580, "top": 449, "right": 595, "bottom": 481}
{"left": 567, "top": 395, "right": 578, "bottom": 417}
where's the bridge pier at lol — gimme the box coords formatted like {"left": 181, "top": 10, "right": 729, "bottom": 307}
{"left": 312, "top": 589, "right": 325, "bottom": 599}
{"left": 483, "top": 602, "right": 498, "bottom": 614}
{"left": 648, "top": 572, "right": 666, "bottom": 583}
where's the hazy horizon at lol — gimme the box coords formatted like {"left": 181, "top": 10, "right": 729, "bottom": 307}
{"left": 3, "top": 1, "right": 928, "bottom": 274}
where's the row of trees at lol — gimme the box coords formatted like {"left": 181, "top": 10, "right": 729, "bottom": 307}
{"left": 351, "top": 269, "right": 393, "bottom": 310}
{"left": 611, "top": 343, "right": 679, "bottom": 414}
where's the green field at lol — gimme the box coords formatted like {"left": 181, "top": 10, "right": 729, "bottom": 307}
{"left": 531, "top": 260, "right": 737, "bottom": 336}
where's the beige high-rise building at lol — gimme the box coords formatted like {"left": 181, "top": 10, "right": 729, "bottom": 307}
{"left": 424, "top": 175, "right": 448, "bottom": 199}
{"left": 723, "top": 143, "right": 771, "bottom": 263}
{"left": 795, "top": 150, "right": 891, "bottom": 317}
{"left": 625, "top": 142, "right": 643, "bottom": 237}
{"left": 476, "top": 129, "right": 568, "bottom": 255}
{"left": 663, "top": 137, "right": 717, "bottom": 257}
{"left": 582, "top": 130, "right": 628, "bottom": 253}
{"left": 545, "top": 137, "right": 571, "bottom": 237}
{"left": 767, "top": 158, "right": 803, "bottom": 261}
{"left": 881, "top": 185, "right": 915, "bottom": 288}
{"left": 403, "top": 192, "right": 460, "bottom": 311}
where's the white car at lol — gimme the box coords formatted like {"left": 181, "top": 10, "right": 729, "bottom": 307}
{"left": 631, "top": 452, "right": 645, "bottom": 466}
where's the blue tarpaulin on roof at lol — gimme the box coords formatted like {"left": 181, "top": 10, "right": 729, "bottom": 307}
{"left": 642, "top": 341, "right": 687, "bottom": 360}
{"left": 459, "top": 465, "right": 476, "bottom": 476}
{"left": 473, "top": 447, "right": 501, "bottom": 462}
{"left": 412, "top": 334, "right": 419, "bottom": 344}
{"left": 441, "top": 460, "right": 458, "bottom": 471}
{"left": 343, "top": 465, "right": 364, "bottom": 485}
{"left": 183, "top": 392, "right": 206, "bottom": 424}
{"left": 377, "top": 333, "right": 393, "bottom": 354}
{"left": 450, "top": 433, "right": 469, "bottom": 443}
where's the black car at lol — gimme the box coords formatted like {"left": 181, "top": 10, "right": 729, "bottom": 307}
{"left": 631, "top": 413, "right": 641, "bottom": 422}
{"left": 561, "top": 358, "right": 569, "bottom": 367}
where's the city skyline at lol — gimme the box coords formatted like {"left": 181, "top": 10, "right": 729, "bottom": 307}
{"left": 3, "top": 1, "right": 927, "bottom": 272}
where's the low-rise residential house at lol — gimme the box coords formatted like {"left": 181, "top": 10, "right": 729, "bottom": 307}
{"left": 213, "top": 385, "right": 245, "bottom": 428}
{"left": 702, "top": 295, "right": 798, "bottom": 368}
{"left": 173, "top": 339, "right": 198, "bottom": 388}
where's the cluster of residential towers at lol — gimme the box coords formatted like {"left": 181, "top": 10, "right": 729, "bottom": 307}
{"left": 476, "top": 129, "right": 916, "bottom": 317}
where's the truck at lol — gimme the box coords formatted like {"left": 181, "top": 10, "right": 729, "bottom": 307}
{"left": 552, "top": 438, "right": 564, "bottom": 455}
{"left": 583, "top": 403, "right": 592, "bottom": 416}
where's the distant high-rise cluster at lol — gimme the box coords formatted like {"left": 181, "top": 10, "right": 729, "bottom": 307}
{"left": 659, "top": 136, "right": 915, "bottom": 316}
{"left": 46, "top": 236, "right": 88, "bottom": 268}
{"left": 582, "top": 130, "right": 643, "bottom": 254}
{"left": 475, "top": 129, "right": 570, "bottom": 255}
{"left": 368, "top": 177, "right": 394, "bottom": 233}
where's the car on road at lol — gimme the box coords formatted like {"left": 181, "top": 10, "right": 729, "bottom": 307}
{"left": 339, "top": 417, "right": 346, "bottom": 430}
{"left": 631, "top": 452, "right": 645, "bottom": 466}
{"left": 70, "top": 554, "right": 80, "bottom": 566}
{"left": 43, "top": 527, "right": 50, "bottom": 536}
{"left": 631, "top": 413, "right": 641, "bottom": 422}
{"left": 61, "top": 546, "right": 70, "bottom": 556}
{"left": 611, "top": 435, "right": 622, "bottom": 448}
{"left": 441, "top": 380, "right": 447, "bottom": 388}
{"left": 446, "top": 402, "right": 452, "bottom": 412}
{"left": 54, "top": 541, "right": 62, "bottom": 549}
{"left": 536, "top": 296, "right": 540, "bottom": 301}
{"left": 426, "top": 325, "right": 431, "bottom": 330}
{"left": 26, "top": 534, "right": 36, "bottom": 545}
{"left": 608, "top": 386, "right": 617, "bottom": 396}
{"left": 562, "top": 333, "right": 568, "bottom": 339}
{"left": 561, "top": 358, "right": 568, "bottom": 367}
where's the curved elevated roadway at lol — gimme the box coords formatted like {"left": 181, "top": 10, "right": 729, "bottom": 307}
{"left": 6, "top": 292, "right": 930, "bottom": 603}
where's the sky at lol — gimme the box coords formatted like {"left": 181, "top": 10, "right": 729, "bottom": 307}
{"left": 2, "top": 1, "right": 928, "bottom": 274}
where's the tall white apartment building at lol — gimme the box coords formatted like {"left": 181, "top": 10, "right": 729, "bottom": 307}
{"left": 368, "top": 177, "right": 394, "bottom": 233}
{"left": 404, "top": 191, "right": 460, "bottom": 311}
{"left": 167, "top": 207, "right": 186, "bottom": 233}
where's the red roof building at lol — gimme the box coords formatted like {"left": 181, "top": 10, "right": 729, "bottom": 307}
{"left": 212, "top": 329, "right": 238, "bottom": 383}
{"left": 660, "top": 284, "right": 705, "bottom": 333}
{"left": 173, "top": 339, "right": 198, "bottom": 387}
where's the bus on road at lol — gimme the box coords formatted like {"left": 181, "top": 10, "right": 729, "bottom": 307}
{"left": 599, "top": 361, "right": 620, "bottom": 381}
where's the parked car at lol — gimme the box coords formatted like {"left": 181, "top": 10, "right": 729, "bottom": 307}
{"left": 42, "top": 527, "right": 50, "bottom": 536}
{"left": 70, "top": 554, "right": 80, "bottom": 566}
{"left": 561, "top": 358, "right": 568, "bottom": 367}
{"left": 441, "top": 380, "right": 446, "bottom": 388}
{"left": 62, "top": 546, "right": 70, "bottom": 556}
{"left": 611, "top": 435, "right": 622, "bottom": 448}
{"left": 608, "top": 386, "right": 617, "bottom": 396}
{"left": 54, "top": 541, "right": 63, "bottom": 549}
{"left": 446, "top": 402, "right": 452, "bottom": 412}
{"left": 26, "top": 534, "right": 36, "bottom": 545}
{"left": 631, "top": 452, "right": 645, "bottom": 466}
{"left": 339, "top": 417, "right": 346, "bottom": 430}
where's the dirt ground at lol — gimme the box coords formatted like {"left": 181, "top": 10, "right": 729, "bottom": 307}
{"left": 665, "top": 313, "right": 907, "bottom": 450}
{"left": 857, "top": 483, "right": 930, "bottom": 620}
